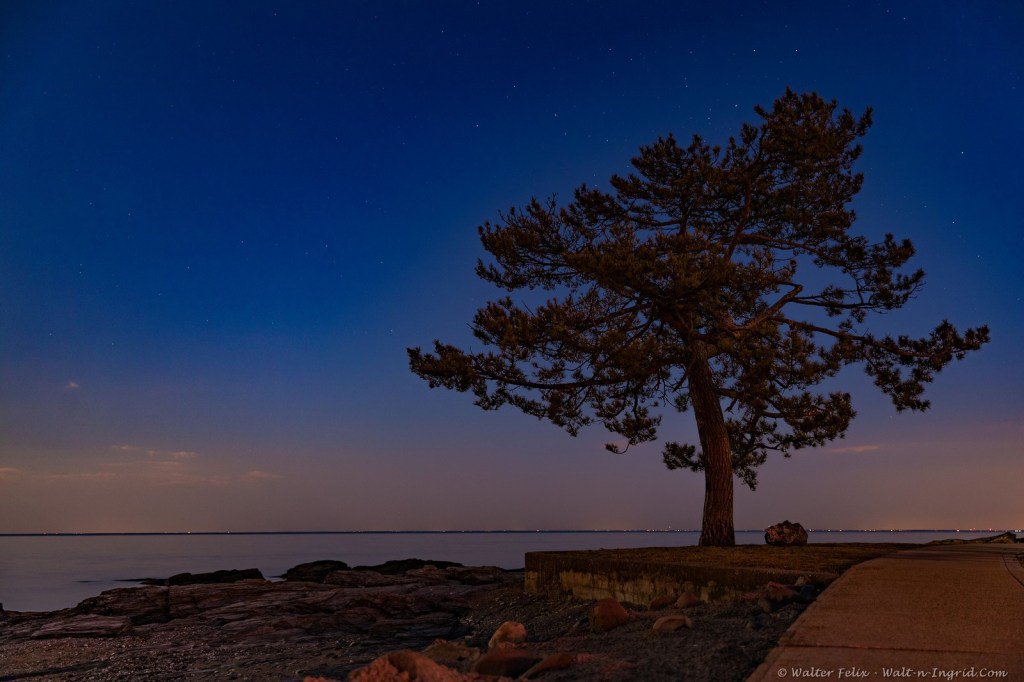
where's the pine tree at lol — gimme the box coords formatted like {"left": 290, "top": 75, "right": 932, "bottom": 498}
{"left": 408, "top": 90, "right": 989, "bottom": 546}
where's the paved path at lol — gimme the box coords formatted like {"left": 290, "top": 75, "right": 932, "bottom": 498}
{"left": 750, "top": 544, "right": 1024, "bottom": 681}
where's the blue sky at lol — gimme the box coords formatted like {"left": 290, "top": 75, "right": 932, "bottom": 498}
{"left": 1, "top": 1, "right": 1021, "bottom": 532}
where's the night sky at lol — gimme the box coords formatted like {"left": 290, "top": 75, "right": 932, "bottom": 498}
{"left": 1, "top": 1, "right": 1021, "bottom": 533}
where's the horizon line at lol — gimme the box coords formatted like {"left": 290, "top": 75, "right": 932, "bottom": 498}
{"left": 1, "top": 528, "right": 1019, "bottom": 537}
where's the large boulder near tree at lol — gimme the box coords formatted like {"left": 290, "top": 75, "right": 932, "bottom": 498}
{"left": 765, "top": 520, "right": 808, "bottom": 546}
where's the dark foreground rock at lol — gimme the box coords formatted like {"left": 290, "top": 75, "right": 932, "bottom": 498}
{"left": 353, "top": 558, "right": 464, "bottom": 575}
{"left": 140, "top": 568, "right": 264, "bottom": 586}
{"left": 764, "top": 520, "right": 809, "bottom": 546}
{"left": 281, "top": 560, "right": 351, "bottom": 582}
{"left": 0, "top": 561, "right": 811, "bottom": 681}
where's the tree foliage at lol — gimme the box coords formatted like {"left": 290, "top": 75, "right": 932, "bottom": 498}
{"left": 408, "top": 90, "right": 989, "bottom": 493}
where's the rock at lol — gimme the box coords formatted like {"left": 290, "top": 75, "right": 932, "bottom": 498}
{"left": 795, "top": 584, "right": 819, "bottom": 603}
{"left": 30, "top": 614, "right": 130, "bottom": 638}
{"left": 353, "top": 558, "right": 464, "bottom": 575}
{"left": 1, "top": 559, "right": 522, "bottom": 664}
{"left": 282, "top": 560, "right": 350, "bottom": 582}
{"left": 794, "top": 576, "right": 809, "bottom": 587}
{"left": 140, "top": 568, "right": 264, "bottom": 586}
{"left": 746, "top": 613, "right": 770, "bottom": 630}
{"left": 764, "top": 582, "right": 798, "bottom": 603}
{"left": 487, "top": 620, "right": 526, "bottom": 649}
{"left": 589, "top": 598, "right": 629, "bottom": 633}
{"left": 764, "top": 520, "right": 808, "bottom": 546}
{"left": 522, "top": 652, "right": 575, "bottom": 678}
{"left": 648, "top": 595, "right": 674, "bottom": 610}
{"left": 421, "top": 639, "right": 480, "bottom": 663}
{"left": 651, "top": 615, "right": 692, "bottom": 633}
{"left": 349, "top": 650, "right": 471, "bottom": 681}
{"left": 471, "top": 649, "right": 543, "bottom": 678}
{"left": 323, "top": 570, "right": 415, "bottom": 588}
{"left": 72, "top": 586, "right": 171, "bottom": 625}
{"left": 674, "top": 592, "right": 700, "bottom": 608}
{"left": 928, "top": 531, "right": 1019, "bottom": 545}
{"left": 438, "top": 566, "right": 508, "bottom": 585}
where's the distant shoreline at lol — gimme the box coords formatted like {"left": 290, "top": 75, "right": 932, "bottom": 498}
{"left": 2, "top": 528, "right": 1019, "bottom": 537}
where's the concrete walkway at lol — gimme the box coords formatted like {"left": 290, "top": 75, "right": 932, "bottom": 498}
{"left": 750, "top": 544, "right": 1024, "bottom": 680}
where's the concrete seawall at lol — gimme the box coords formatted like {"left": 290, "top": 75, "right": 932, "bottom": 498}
{"left": 524, "top": 550, "right": 837, "bottom": 604}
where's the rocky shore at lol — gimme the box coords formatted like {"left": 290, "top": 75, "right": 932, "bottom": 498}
{"left": 0, "top": 559, "right": 814, "bottom": 681}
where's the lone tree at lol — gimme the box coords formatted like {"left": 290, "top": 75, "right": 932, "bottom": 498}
{"left": 408, "top": 90, "right": 989, "bottom": 546}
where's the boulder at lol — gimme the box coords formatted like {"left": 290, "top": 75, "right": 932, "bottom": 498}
{"left": 471, "top": 649, "right": 543, "bottom": 678}
{"left": 353, "top": 558, "right": 463, "bottom": 575}
{"left": 588, "top": 598, "right": 629, "bottom": 633}
{"left": 522, "top": 652, "right": 575, "bottom": 678}
{"left": 651, "top": 615, "right": 692, "bottom": 633}
{"left": 421, "top": 639, "right": 480, "bottom": 663}
{"left": 674, "top": 592, "right": 700, "bottom": 608}
{"left": 764, "top": 520, "right": 808, "bottom": 546}
{"left": 142, "top": 568, "right": 264, "bottom": 586}
{"left": 764, "top": 582, "right": 798, "bottom": 603}
{"left": 487, "top": 620, "right": 526, "bottom": 649}
{"left": 648, "top": 595, "right": 674, "bottom": 610}
{"left": 795, "top": 584, "right": 819, "bottom": 603}
{"left": 282, "top": 560, "right": 350, "bottom": 583}
{"left": 349, "top": 650, "right": 471, "bottom": 681}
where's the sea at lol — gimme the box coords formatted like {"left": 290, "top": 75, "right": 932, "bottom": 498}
{"left": 0, "top": 530, "right": 1012, "bottom": 612}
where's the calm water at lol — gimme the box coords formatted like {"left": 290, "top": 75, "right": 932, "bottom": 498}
{"left": 0, "top": 530, "right": 1006, "bottom": 612}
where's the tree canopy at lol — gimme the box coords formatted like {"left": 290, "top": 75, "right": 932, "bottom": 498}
{"left": 408, "top": 90, "right": 989, "bottom": 545}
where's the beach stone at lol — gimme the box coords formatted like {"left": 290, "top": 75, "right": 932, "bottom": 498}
{"left": 282, "top": 560, "right": 350, "bottom": 582}
{"left": 764, "top": 582, "right": 798, "bottom": 603}
{"left": 522, "top": 652, "right": 575, "bottom": 678}
{"left": 471, "top": 649, "right": 543, "bottom": 678}
{"left": 648, "top": 595, "right": 675, "bottom": 610}
{"left": 764, "top": 520, "right": 808, "bottom": 546}
{"left": 674, "top": 592, "right": 700, "bottom": 608}
{"left": 487, "top": 620, "right": 526, "bottom": 649}
{"left": 651, "top": 615, "right": 693, "bottom": 633}
{"left": 589, "top": 598, "right": 629, "bottom": 633}
{"left": 421, "top": 638, "right": 480, "bottom": 663}
{"left": 795, "top": 584, "right": 819, "bottom": 603}
{"left": 350, "top": 650, "right": 470, "bottom": 681}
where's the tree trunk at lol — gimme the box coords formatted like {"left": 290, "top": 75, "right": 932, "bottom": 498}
{"left": 688, "top": 351, "right": 735, "bottom": 547}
